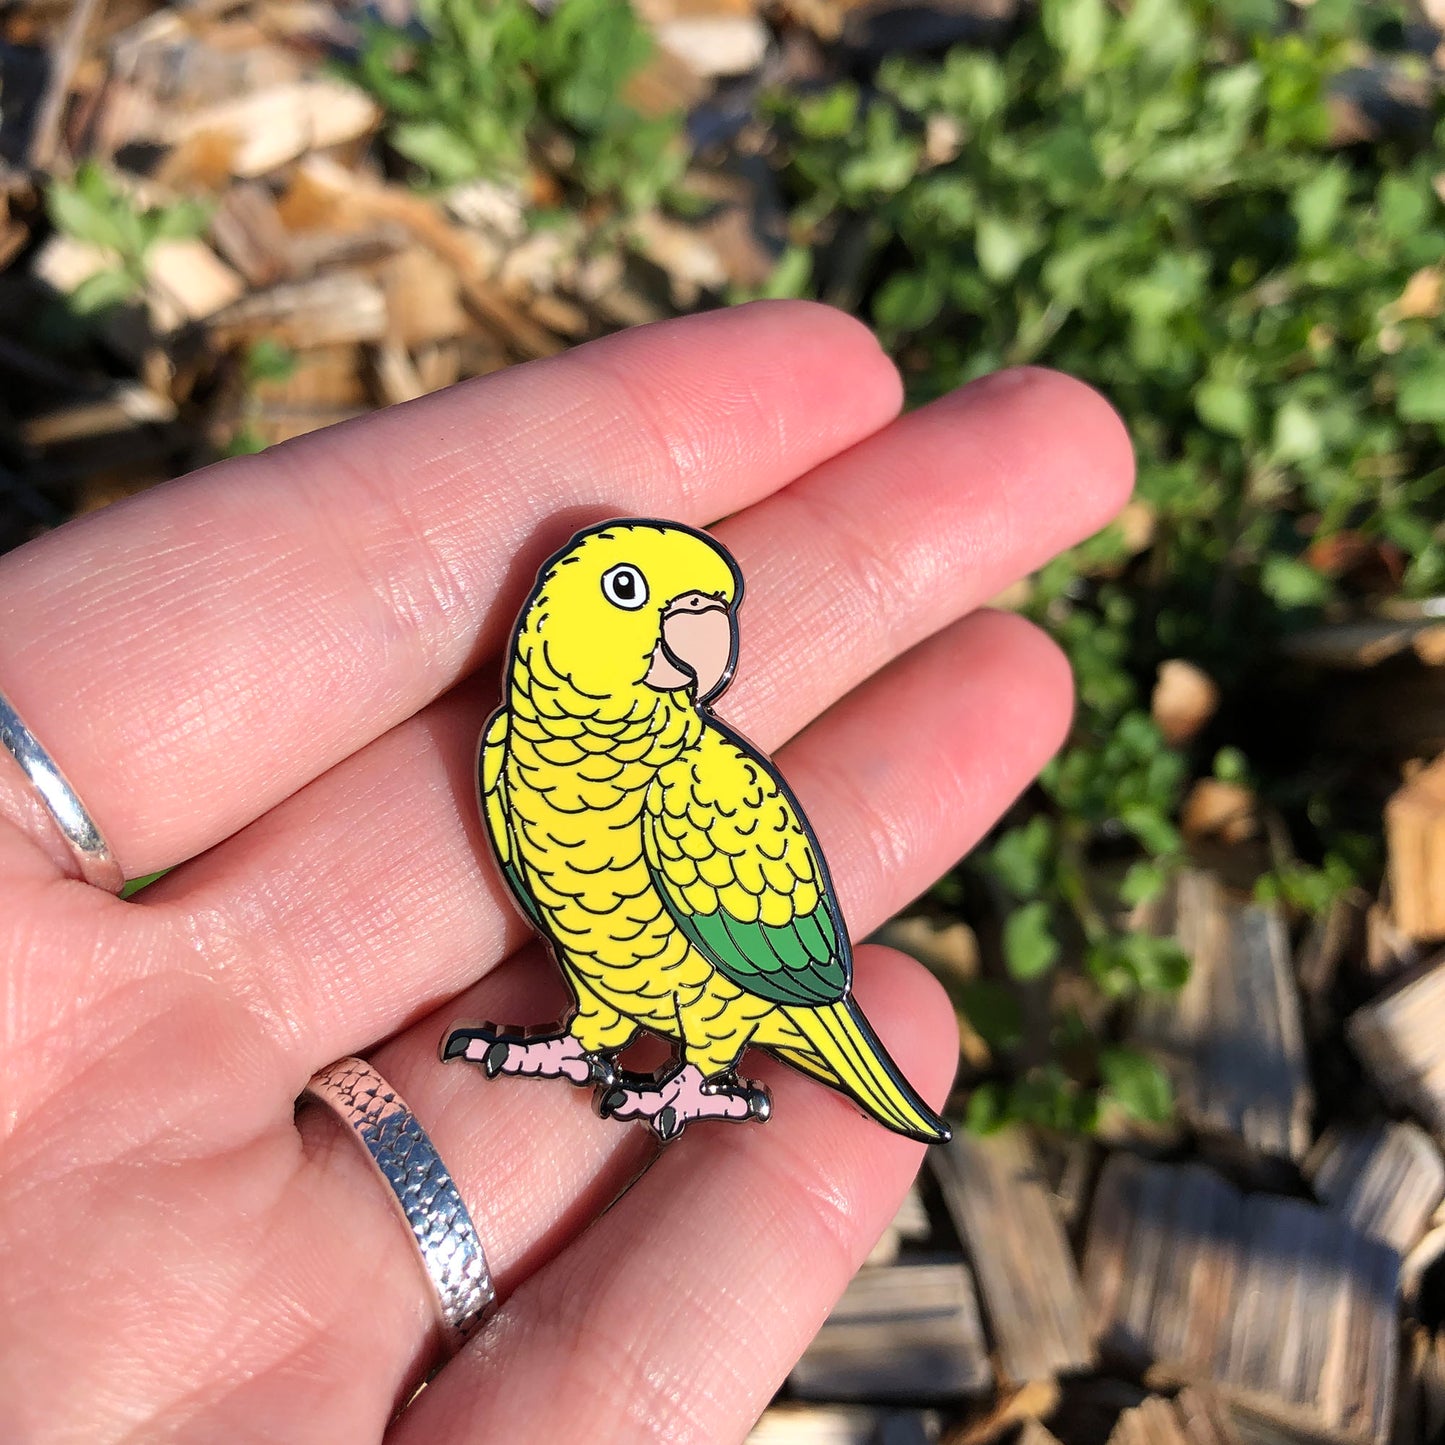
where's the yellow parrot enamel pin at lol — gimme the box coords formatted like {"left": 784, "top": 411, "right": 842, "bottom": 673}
{"left": 442, "top": 518, "right": 950, "bottom": 1145}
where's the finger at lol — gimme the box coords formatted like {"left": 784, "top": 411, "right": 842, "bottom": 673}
{"left": 0, "top": 303, "right": 902, "bottom": 877}
{"left": 718, "top": 364, "right": 1131, "bottom": 739}
{"left": 389, "top": 947, "right": 958, "bottom": 1445}
{"left": 280, "top": 609, "right": 1067, "bottom": 1416}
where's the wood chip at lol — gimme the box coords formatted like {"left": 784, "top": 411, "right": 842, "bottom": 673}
{"left": 931, "top": 1129, "right": 1094, "bottom": 1385}
{"left": 1347, "top": 952, "right": 1445, "bottom": 1141}
{"left": 1152, "top": 660, "right": 1220, "bottom": 746}
{"left": 370, "top": 343, "right": 426, "bottom": 407}
{"left": 145, "top": 239, "right": 246, "bottom": 329}
{"left": 789, "top": 1263, "right": 993, "bottom": 1402}
{"left": 209, "top": 271, "right": 388, "bottom": 350}
{"left": 1133, "top": 871, "right": 1311, "bottom": 1164}
{"left": 150, "top": 79, "right": 379, "bottom": 178}
{"left": 288, "top": 157, "right": 564, "bottom": 359}
{"left": 1014, "top": 1421, "right": 1064, "bottom": 1445}
{"left": 656, "top": 15, "right": 769, "bottom": 75}
{"left": 748, "top": 1405, "right": 937, "bottom": 1445}
{"left": 1308, "top": 1121, "right": 1445, "bottom": 1253}
{"left": 1386, "top": 755, "right": 1445, "bottom": 940}
{"left": 1180, "top": 780, "right": 1259, "bottom": 845}
{"left": 1083, "top": 1153, "right": 1399, "bottom": 1445}
{"left": 1105, "top": 1389, "right": 1253, "bottom": 1445}
{"left": 378, "top": 248, "right": 467, "bottom": 349}
{"left": 631, "top": 210, "right": 729, "bottom": 306}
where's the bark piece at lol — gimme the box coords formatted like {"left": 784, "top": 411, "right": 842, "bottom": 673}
{"left": 1308, "top": 1121, "right": 1445, "bottom": 1253}
{"left": 210, "top": 183, "right": 293, "bottom": 288}
{"left": 378, "top": 248, "right": 467, "bottom": 349}
{"left": 1083, "top": 1153, "right": 1399, "bottom": 1445}
{"left": 1133, "top": 872, "right": 1311, "bottom": 1164}
{"left": 1347, "top": 952, "right": 1445, "bottom": 1141}
{"left": 931, "top": 1129, "right": 1094, "bottom": 1385}
{"left": 789, "top": 1262, "right": 992, "bottom": 1402}
{"left": 1386, "top": 755, "right": 1445, "bottom": 940}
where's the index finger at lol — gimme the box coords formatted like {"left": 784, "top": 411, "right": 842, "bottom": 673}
{"left": 0, "top": 303, "right": 901, "bottom": 877}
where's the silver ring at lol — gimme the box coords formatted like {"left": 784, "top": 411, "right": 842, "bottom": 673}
{"left": 303, "top": 1057, "right": 495, "bottom": 1351}
{"left": 0, "top": 687, "right": 124, "bottom": 893}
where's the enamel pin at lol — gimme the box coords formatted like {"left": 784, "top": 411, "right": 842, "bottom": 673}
{"left": 442, "top": 519, "right": 949, "bottom": 1144}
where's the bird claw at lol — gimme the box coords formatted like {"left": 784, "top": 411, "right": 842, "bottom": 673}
{"left": 595, "top": 1063, "right": 771, "bottom": 1140}
{"left": 441, "top": 1023, "right": 614, "bottom": 1088}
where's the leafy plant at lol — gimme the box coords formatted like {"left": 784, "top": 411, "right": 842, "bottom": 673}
{"left": 766, "top": 0, "right": 1445, "bottom": 1132}
{"left": 350, "top": 0, "right": 685, "bottom": 213}
{"left": 45, "top": 162, "right": 211, "bottom": 316}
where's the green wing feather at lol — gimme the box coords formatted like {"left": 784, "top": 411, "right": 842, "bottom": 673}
{"left": 643, "top": 734, "right": 849, "bottom": 1008}
{"left": 478, "top": 709, "right": 546, "bottom": 932}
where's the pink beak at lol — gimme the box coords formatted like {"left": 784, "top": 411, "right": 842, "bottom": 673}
{"left": 645, "top": 592, "right": 735, "bottom": 702}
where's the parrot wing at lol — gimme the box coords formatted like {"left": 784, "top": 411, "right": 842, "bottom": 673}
{"left": 643, "top": 725, "right": 951, "bottom": 1145}
{"left": 478, "top": 708, "right": 546, "bottom": 933}
{"left": 642, "top": 731, "right": 848, "bottom": 1009}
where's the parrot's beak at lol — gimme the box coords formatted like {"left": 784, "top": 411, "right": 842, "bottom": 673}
{"left": 645, "top": 592, "right": 736, "bottom": 702}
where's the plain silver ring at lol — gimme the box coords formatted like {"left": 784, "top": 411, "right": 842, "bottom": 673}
{"left": 303, "top": 1057, "right": 496, "bottom": 1351}
{"left": 0, "top": 687, "right": 124, "bottom": 893}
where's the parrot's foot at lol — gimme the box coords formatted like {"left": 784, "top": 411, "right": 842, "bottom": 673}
{"left": 441, "top": 1023, "right": 616, "bottom": 1088}
{"left": 597, "top": 1063, "right": 771, "bottom": 1142}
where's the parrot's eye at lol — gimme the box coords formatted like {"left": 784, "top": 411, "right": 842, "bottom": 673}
{"left": 600, "top": 564, "right": 649, "bottom": 611}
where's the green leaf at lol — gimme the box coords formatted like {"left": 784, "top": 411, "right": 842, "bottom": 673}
{"left": 1100, "top": 1046, "right": 1175, "bottom": 1123}
{"left": 975, "top": 212, "right": 1041, "bottom": 284}
{"left": 1086, "top": 934, "right": 1190, "bottom": 997}
{"left": 1042, "top": 0, "right": 1109, "bottom": 81}
{"left": 1397, "top": 357, "right": 1445, "bottom": 425}
{"left": 1003, "top": 901, "right": 1060, "bottom": 982}
{"left": 1195, "top": 378, "right": 1257, "bottom": 438}
{"left": 964, "top": 1082, "right": 1009, "bottom": 1134}
{"left": 1213, "top": 747, "right": 1249, "bottom": 783}
{"left": 794, "top": 85, "right": 858, "bottom": 140}
{"left": 755, "top": 244, "right": 813, "bottom": 301}
{"left": 982, "top": 816, "right": 1054, "bottom": 898}
{"left": 959, "top": 981, "right": 1024, "bottom": 1051}
{"left": 391, "top": 120, "right": 488, "bottom": 184}
{"left": 149, "top": 199, "right": 213, "bottom": 243}
{"left": 1261, "top": 554, "right": 1331, "bottom": 609}
{"left": 1272, "top": 398, "right": 1324, "bottom": 462}
{"left": 244, "top": 337, "right": 297, "bottom": 384}
{"left": 67, "top": 267, "right": 139, "bottom": 315}
{"left": 1292, "top": 163, "right": 1349, "bottom": 251}
{"left": 47, "top": 167, "right": 128, "bottom": 252}
{"left": 874, "top": 268, "right": 945, "bottom": 331}
{"left": 1119, "top": 860, "right": 1169, "bottom": 908}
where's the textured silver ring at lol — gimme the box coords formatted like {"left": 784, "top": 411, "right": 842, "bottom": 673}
{"left": 0, "top": 687, "right": 124, "bottom": 893}
{"left": 303, "top": 1057, "right": 495, "bottom": 1351}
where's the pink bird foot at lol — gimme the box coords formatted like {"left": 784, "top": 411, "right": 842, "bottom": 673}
{"left": 597, "top": 1062, "right": 771, "bottom": 1141}
{"left": 441, "top": 1023, "right": 616, "bottom": 1088}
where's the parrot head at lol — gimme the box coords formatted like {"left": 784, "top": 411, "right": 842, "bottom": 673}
{"left": 513, "top": 520, "right": 743, "bottom": 713}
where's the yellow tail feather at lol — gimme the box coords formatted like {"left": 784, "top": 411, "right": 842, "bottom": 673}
{"left": 780, "top": 1000, "right": 950, "bottom": 1144}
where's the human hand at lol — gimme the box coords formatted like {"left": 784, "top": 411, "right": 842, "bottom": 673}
{"left": 0, "top": 303, "right": 1131, "bottom": 1443}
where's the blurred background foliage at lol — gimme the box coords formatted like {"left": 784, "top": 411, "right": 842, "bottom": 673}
{"left": 756, "top": 0, "right": 1445, "bottom": 1131}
